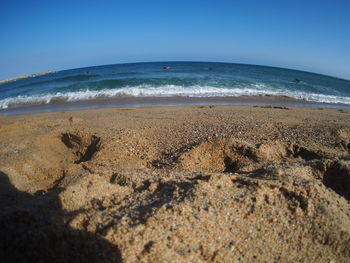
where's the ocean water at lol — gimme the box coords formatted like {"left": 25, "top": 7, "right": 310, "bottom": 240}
{"left": 1, "top": 62, "right": 350, "bottom": 112}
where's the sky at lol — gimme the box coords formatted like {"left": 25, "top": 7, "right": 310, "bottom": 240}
{"left": 0, "top": 0, "right": 349, "bottom": 80}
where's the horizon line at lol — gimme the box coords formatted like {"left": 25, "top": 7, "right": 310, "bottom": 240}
{"left": 1, "top": 60, "right": 349, "bottom": 84}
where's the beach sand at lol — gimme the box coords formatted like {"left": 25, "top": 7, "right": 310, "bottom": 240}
{"left": 0, "top": 105, "right": 349, "bottom": 262}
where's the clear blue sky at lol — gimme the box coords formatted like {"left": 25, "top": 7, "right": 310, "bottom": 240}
{"left": 1, "top": 0, "right": 349, "bottom": 80}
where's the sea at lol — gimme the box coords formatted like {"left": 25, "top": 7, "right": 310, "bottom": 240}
{"left": 1, "top": 62, "right": 350, "bottom": 115}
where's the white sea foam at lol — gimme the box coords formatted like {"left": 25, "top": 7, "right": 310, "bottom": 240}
{"left": 1, "top": 85, "right": 350, "bottom": 109}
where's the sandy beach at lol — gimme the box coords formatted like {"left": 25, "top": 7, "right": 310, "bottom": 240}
{"left": 0, "top": 105, "right": 350, "bottom": 262}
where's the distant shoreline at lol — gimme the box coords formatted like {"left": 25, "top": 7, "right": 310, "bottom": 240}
{"left": 0, "top": 71, "right": 57, "bottom": 85}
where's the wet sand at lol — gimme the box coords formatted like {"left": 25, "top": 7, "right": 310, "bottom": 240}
{"left": 2, "top": 95, "right": 350, "bottom": 116}
{"left": 0, "top": 105, "right": 350, "bottom": 262}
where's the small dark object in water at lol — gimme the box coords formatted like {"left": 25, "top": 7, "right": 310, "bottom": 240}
{"left": 163, "top": 66, "right": 171, "bottom": 70}
{"left": 294, "top": 78, "right": 301, "bottom": 83}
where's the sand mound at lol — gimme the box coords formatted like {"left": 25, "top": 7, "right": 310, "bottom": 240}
{"left": 338, "top": 128, "right": 350, "bottom": 153}
{"left": 179, "top": 139, "right": 321, "bottom": 173}
{"left": 0, "top": 134, "right": 74, "bottom": 193}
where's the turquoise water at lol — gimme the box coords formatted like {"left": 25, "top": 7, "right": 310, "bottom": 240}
{"left": 1, "top": 62, "right": 350, "bottom": 110}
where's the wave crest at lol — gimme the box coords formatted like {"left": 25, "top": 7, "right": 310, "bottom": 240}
{"left": 1, "top": 84, "right": 350, "bottom": 109}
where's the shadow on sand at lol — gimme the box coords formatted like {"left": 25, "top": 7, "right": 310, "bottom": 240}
{"left": 0, "top": 171, "right": 122, "bottom": 263}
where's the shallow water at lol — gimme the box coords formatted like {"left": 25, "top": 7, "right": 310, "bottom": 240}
{"left": 1, "top": 61, "right": 350, "bottom": 113}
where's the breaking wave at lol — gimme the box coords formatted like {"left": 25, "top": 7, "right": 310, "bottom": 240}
{"left": 1, "top": 84, "right": 350, "bottom": 109}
